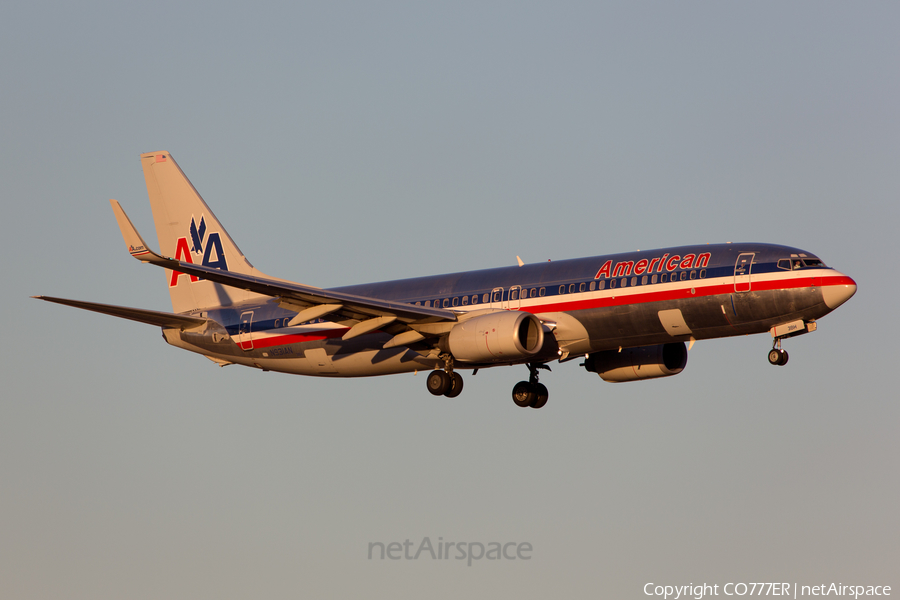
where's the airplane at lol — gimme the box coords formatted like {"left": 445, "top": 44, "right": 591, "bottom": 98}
{"left": 35, "top": 151, "right": 857, "bottom": 408}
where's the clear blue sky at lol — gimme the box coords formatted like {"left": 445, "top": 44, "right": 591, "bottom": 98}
{"left": 2, "top": 2, "right": 897, "bottom": 598}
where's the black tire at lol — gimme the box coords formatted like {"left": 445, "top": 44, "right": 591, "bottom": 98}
{"left": 444, "top": 373, "right": 464, "bottom": 398}
{"left": 530, "top": 383, "right": 549, "bottom": 409}
{"left": 768, "top": 349, "right": 782, "bottom": 365}
{"left": 512, "top": 381, "right": 535, "bottom": 407}
{"left": 779, "top": 350, "right": 789, "bottom": 366}
{"left": 427, "top": 370, "right": 451, "bottom": 396}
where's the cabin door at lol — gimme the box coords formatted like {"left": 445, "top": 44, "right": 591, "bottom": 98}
{"left": 490, "top": 287, "right": 504, "bottom": 310}
{"left": 239, "top": 311, "right": 254, "bottom": 350}
{"left": 733, "top": 253, "right": 754, "bottom": 293}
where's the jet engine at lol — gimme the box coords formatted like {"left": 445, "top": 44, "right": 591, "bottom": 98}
{"left": 584, "top": 342, "right": 687, "bottom": 383}
{"left": 447, "top": 311, "right": 544, "bottom": 363}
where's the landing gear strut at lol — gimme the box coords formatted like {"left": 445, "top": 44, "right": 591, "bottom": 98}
{"left": 512, "top": 363, "right": 550, "bottom": 409}
{"left": 427, "top": 354, "right": 464, "bottom": 397}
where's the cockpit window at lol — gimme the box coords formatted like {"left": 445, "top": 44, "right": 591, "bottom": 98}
{"left": 778, "top": 257, "right": 826, "bottom": 270}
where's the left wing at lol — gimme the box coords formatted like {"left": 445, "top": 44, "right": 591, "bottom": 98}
{"left": 110, "top": 200, "right": 457, "bottom": 343}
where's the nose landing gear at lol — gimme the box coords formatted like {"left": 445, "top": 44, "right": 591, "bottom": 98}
{"left": 768, "top": 346, "right": 789, "bottom": 366}
{"left": 766, "top": 319, "right": 817, "bottom": 366}
{"left": 767, "top": 338, "right": 789, "bottom": 366}
{"left": 512, "top": 363, "right": 550, "bottom": 409}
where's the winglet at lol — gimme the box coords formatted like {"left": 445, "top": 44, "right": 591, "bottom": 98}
{"left": 110, "top": 199, "right": 159, "bottom": 262}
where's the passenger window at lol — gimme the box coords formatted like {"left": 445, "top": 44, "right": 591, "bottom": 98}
{"left": 651, "top": 274, "right": 658, "bottom": 284}
{"left": 539, "top": 287, "right": 546, "bottom": 297}
{"left": 530, "top": 288, "right": 537, "bottom": 298}
{"left": 424, "top": 300, "right": 431, "bottom": 307}
{"left": 579, "top": 282, "right": 586, "bottom": 293}
{"left": 510, "top": 289, "right": 518, "bottom": 300}
{"left": 559, "top": 285, "right": 566, "bottom": 294}
{"left": 569, "top": 284, "right": 576, "bottom": 294}
{"left": 631, "top": 277, "right": 637, "bottom": 286}
{"left": 621, "top": 278, "right": 627, "bottom": 288}
{"left": 462, "top": 296, "right": 468, "bottom": 305}
{"left": 589, "top": 281, "right": 596, "bottom": 291}
{"left": 492, "top": 290, "right": 502, "bottom": 302}
{"left": 700, "top": 270, "right": 706, "bottom": 278}
{"left": 661, "top": 274, "right": 668, "bottom": 283}
{"left": 690, "top": 271, "right": 697, "bottom": 280}
{"left": 641, "top": 275, "right": 648, "bottom": 285}
{"left": 452, "top": 297, "right": 459, "bottom": 307}
{"left": 598, "top": 280, "right": 605, "bottom": 290}
{"left": 680, "top": 272, "right": 687, "bottom": 281}
{"left": 471, "top": 295, "right": 478, "bottom": 305}
{"left": 443, "top": 299, "right": 450, "bottom": 308}
{"left": 610, "top": 279, "right": 617, "bottom": 289}
{"left": 482, "top": 293, "right": 489, "bottom": 303}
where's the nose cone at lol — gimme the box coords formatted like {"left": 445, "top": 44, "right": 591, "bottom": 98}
{"left": 822, "top": 274, "right": 857, "bottom": 309}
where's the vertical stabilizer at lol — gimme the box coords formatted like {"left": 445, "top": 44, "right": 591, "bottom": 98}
{"left": 140, "top": 151, "right": 269, "bottom": 313}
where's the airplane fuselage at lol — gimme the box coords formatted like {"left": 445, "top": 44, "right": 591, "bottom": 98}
{"left": 165, "top": 242, "right": 855, "bottom": 378}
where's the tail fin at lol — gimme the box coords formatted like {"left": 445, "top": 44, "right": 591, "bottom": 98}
{"left": 141, "top": 151, "right": 269, "bottom": 313}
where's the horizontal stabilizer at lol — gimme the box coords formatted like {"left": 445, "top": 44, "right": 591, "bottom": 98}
{"left": 33, "top": 296, "right": 208, "bottom": 330}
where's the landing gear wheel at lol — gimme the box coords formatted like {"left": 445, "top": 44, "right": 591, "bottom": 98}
{"left": 444, "top": 372, "right": 464, "bottom": 398}
{"left": 768, "top": 348, "right": 789, "bottom": 366}
{"left": 512, "top": 363, "right": 551, "bottom": 408}
{"left": 530, "top": 383, "right": 549, "bottom": 409}
{"left": 512, "top": 381, "right": 535, "bottom": 407}
{"left": 427, "top": 370, "right": 451, "bottom": 396}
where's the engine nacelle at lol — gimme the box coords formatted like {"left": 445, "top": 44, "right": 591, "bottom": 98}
{"left": 447, "top": 311, "right": 544, "bottom": 363}
{"left": 584, "top": 342, "right": 687, "bottom": 383}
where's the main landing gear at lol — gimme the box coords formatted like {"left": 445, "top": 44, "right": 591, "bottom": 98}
{"left": 425, "top": 357, "right": 552, "bottom": 408}
{"left": 512, "top": 363, "right": 550, "bottom": 409}
{"left": 426, "top": 354, "right": 464, "bottom": 398}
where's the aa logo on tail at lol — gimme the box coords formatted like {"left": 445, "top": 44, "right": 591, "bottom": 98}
{"left": 170, "top": 215, "right": 229, "bottom": 287}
